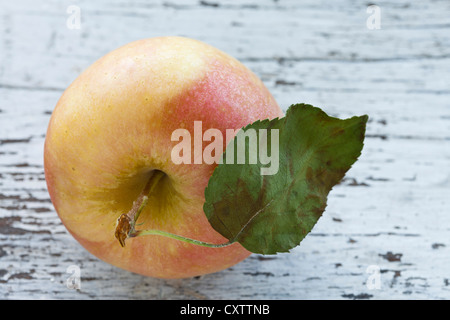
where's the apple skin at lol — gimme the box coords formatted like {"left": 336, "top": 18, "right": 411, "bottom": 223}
{"left": 44, "top": 36, "right": 283, "bottom": 279}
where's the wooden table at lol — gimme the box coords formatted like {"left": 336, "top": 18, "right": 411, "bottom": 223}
{"left": 1, "top": 0, "right": 449, "bottom": 300}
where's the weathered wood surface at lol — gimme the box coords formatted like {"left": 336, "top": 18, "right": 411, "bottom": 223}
{"left": 1, "top": 0, "right": 449, "bottom": 300}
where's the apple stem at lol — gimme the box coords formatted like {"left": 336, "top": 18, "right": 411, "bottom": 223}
{"left": 114, "top": 170, "right": 165, "bottom": 247}
{"left": 114, "top": 170, "right": 233, "bottom": 249}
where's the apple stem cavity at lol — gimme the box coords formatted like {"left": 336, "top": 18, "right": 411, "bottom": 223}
{"left": 114, "top": 170, "right": 233, "bottom": 249}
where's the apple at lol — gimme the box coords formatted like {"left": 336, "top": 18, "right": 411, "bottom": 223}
{"left": 44, "top": 36, "right": 283, "bottom": 279}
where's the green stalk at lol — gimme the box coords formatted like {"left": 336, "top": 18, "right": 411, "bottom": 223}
{"left": 131, "top": 229, "right": 233, "bottom": 248}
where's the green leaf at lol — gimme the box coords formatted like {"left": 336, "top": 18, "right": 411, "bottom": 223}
{"left": 203, "top": 104, "right": 368, "bottom": 254}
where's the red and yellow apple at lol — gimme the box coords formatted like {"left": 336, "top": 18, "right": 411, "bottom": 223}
{"left": 44, "top": 36, "right": 283, "bottom": 278}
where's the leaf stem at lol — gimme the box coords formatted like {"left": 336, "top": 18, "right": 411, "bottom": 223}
{"left": 131, "top": 229, "right": 233, "bottom": 248}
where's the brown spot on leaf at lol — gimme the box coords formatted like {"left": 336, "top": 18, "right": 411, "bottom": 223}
{"left": 306, "top": 167, "right": 313, "bottom": 183}
{"left": 311, "top": 203, "right": 327, "bottom": 219}
{"left": 331, "top": 127, "right": 345, "bottom": 137}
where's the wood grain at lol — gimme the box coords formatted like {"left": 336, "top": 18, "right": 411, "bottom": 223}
{"left": 1, "top": 0, "right": 449, "bottom": 299}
